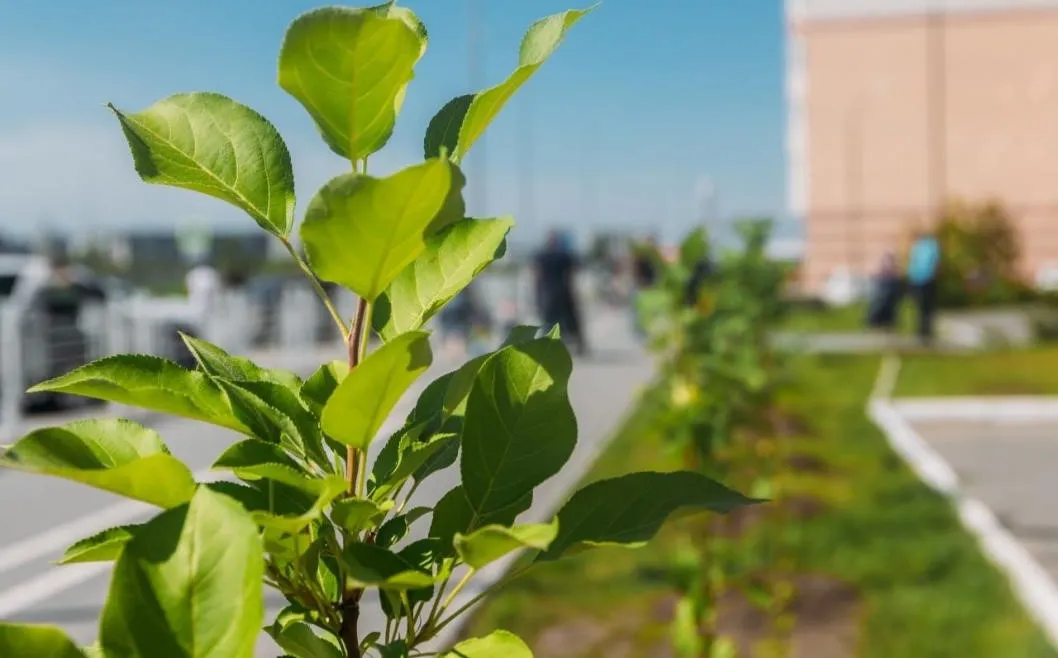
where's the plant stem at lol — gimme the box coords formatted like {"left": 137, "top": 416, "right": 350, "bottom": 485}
{"left": 354, "top": 302, "right": 374, "bottom": 498}
{"left": 440, "top": 568, "right": 475, "bottom": 612}
{"left": 345, "top": 298, "right": 371, "bottom": 494}
{"left": 429, "top": 564, "right": 535, "bottom": 637}
{"left": 281, "top": 238, "right": 349, "bottom": 339}
{"left": 339, "top": 296, "right": 372, "bottom": 658}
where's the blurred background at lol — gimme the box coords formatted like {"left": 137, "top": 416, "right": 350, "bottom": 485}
{"left": 4, "top": 1, "right": 1058, "bottom": 656}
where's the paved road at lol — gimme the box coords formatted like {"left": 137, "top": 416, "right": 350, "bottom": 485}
{"left": 0, "top": 304, "right": 653, "bottom": 654}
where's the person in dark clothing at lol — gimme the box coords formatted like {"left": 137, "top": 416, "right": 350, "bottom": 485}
{"left": 866, "top": 252, "right": 903, "bottom": 331}
{"left": 632, "top": 236, "right": 660, "bottom": 290}
{"left": 534, "top": 230, "right": 587, "bottom": 355}
{"left": 630, "top": 235, "right": 660, "bottom": 338}
{"left": 684, "top": 257, "right": 714, "bottom": 307}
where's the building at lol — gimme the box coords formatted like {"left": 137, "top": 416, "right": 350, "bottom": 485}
{"left": 788, "top": 0, "right": 1058, "bottom": 295}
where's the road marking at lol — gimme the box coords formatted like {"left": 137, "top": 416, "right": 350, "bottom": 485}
{"left": 870, "top": 354, "right": 902, "bottom": 400}
{"left": 0, "top": 562, "right": 113, "bottom": 618}
{"left": 0, "top": 498, "right": 150, "bottom": 577}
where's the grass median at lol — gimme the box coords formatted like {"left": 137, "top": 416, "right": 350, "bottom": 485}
{"left": 896, "top": 346, "right": 1058, "bottom": 396}
{"left": 460, "top": 353, "right": 1055, "bottom": 657}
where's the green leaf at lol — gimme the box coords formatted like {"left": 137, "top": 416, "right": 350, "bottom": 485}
{"left": 376, "top": 218, "right": 513, "bottom": 339}
{"left": 370, "top": 1, "right": 429, "bottom": 53}
{"left": 370, "top": 423, "right": 456, "bottom": 500}
{"left": 341, "top": 542, "right": 435, "bottom": 590}
{"left": 413, "top": 433, "right": 459, "bottom": 483}
{"left": 378, "top": 640, "right": 409, "bottom": 658}
{"left": 441, "top": 354, "right": 489, "bottom": 419}
{"left": 109, "top": 93, "right": 295, "bottom": 237}
{"left": 0, "top": 419, "right": 196, "bottom": 508}
{"left": 378, "top": 538, "right": 442, "bottom": 620}
{"left": 99, "top": 487, "right": 264, "bottom": 658}
{"left": 215, "top": 380, "right": 327, "bottom": 466}
{"left": 208, "top": 477, "right": 347, "bottom": 534}
{"left": 267, "top": 622, "right": 343, "bottom": 658}
{"left": 28, "top": 355, "right": 244, "bottom": 433}
{"left": 300, "top": 361, "right": 349, "bottom": 416}
{"left": 301, "top": 160, "right": 465, "bottom": 300}
{"left": 376, "top": 507, "right": 431, "bottom": 549}
{"left": 212, "top": 438, "right": 300, "bottom": 474}
{"left": 278, "top": 6, "right": 424, "bottom": 160}
{"left": 58, "top": 525, "right": 139, "bottom": 565}
{"left": 424, "top": 7, "right": 593, "bottom": 162}
{"left": 454, "top": 520, "right": 558, "bottom": 569}
{"left": 322, "top": 331, "right": 432, "bottom": 449}
{"left": 443, "top": 630, "right": 533, "bottom": 658}
{"left": 461, "top": 337, "right": 576, "bottom": 517}
{"left": 0, "top": 623, "right": 86, "bottom": 658}
{"left": 331, "top": 497, "right": 393, "bottom": 535}
{"left": 429, "top": 486, "right": 531, "bottom": 554}
{"left": 181, "top": 334, "right": 301, "bottom": 390}
{"left": 538, "top": 471, "right": 755, "bottom": 562}
{"left": 502, "top": 325, "right": 541, "bottom": 346}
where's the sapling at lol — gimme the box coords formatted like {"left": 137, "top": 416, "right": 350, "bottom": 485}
{"left": 0, "top": 3, "right": 753, "bottom": 657}
{"left": 640, "top": 223, "right": 791, "bottom": 657}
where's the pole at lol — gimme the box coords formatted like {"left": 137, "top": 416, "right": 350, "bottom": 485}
{"left": 468, "top": 0, "right": 486, "bottom": 215}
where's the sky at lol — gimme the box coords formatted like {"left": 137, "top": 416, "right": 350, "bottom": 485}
{"left": 0, "top": 0, "right": 789, "bottom": 248}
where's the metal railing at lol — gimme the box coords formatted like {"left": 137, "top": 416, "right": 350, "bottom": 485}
{"left": 0, "top": 266, "right": 554, "bottom": 439}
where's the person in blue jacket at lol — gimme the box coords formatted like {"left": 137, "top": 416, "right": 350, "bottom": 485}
{"left": 906, "top": 229, "right": 941, "bottom": 344}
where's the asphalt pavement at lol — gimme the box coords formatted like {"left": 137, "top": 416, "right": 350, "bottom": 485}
{"left": 0, "top": 304, "right": 653, "bottom": 654}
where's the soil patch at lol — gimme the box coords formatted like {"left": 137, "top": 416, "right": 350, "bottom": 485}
{"left": 527, "top": 575, "right": 860, "bottom": 657}
{"left": 710, "top": 495, "right": 828, "bottom": 539}
{"left": 784, "top": 452, "right": 830, "bottom": 475}
{"left": 716, "top": 574, "right": 861, "bottom": 658}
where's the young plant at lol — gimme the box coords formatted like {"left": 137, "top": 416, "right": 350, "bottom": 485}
{"left": 639, "top": 222, "right": 791, "bottom": 657}
{"left": 0, "top": 4, "right": 754, "bottom": 657}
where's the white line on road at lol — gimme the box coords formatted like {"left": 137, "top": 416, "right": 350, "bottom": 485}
{"left": 0, "top": 563, "right": 113, "bottom": 619}
{"left": 0, "top": 498, "right": 149, "bottom": 577}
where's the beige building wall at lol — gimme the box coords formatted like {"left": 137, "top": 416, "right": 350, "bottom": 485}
{"left": 789, "top": 2, "right": 1058, "bottom": 292}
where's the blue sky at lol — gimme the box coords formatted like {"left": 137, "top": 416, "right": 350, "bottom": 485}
{"left": 0, "top": 1, "right": 788, "bottom": 247}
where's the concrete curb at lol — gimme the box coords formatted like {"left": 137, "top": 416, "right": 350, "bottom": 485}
{"left": 868, "top": 359, "right": 1058, "bottom": 647}
{"left": 892, "top": 397, "right": 1058, "bottom": 423}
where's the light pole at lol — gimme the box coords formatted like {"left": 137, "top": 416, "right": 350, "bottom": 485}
{"left": 467, "top": 0, "right": 486, "bottom": 216}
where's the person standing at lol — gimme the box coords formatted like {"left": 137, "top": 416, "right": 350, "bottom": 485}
{"left": 630, "top": 235, "right": 660, "bottom": 338}
{"left": 184, "top": 257, "right": 222, "bottom": 352}
{"left": 906, "top": 229, "right": 941, "bottom": 344}
{"left": 534, "top": 230, "right": 586, "bottom": 354}
{"left": 866, "top": 251, "right": 903, "bottom": 331}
